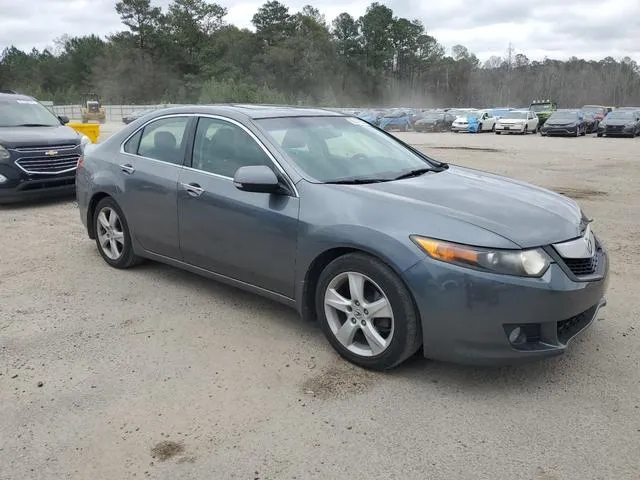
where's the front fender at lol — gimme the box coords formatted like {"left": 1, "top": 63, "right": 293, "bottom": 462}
{"left": 294, "top": 224, "right": 425, "bottom": 310}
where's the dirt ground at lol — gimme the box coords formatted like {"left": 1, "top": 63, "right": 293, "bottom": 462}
{"left": 1, "top": 125, "right": 639, "bottom": 480}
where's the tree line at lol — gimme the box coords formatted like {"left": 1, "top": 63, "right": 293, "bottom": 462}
{"left": 1, "top": 0, "right": 639, "bottom": 108}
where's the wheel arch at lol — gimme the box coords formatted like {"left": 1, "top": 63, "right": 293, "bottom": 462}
{"left": 86, "top": 191, "right": 113, "bottom": 239}
{"left": 299, "top": 245, "right": 421, "bottom": 326}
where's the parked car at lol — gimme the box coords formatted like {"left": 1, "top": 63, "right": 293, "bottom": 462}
{"left": 540, "top": 109, "right": 587, "bottom": 136}
{"left": 76, "top": 105, "right": 609, "bottom": 370}
{"left": 583, "top": 112, "right": 599, "bottom": 134}
{"left": 581, "top": 105, "right": 608, "bottom": 123}
{"left": 122, "top": 108, "right": 158, "bottom": 124}
{"left": 379, "top": 110, "right": 413, "bottom": 132}
{"left": 451, "top": 110, "right": 496, "bottom": 133}
{"left": 529, "top": 99, "right": 558, "bottom": 127}
{"left": 413, "top": 111, "right": 456, "bottom": 132}
{"left": 597, "top": 109, "right": 640, "bottom": 137}
{"left": 357, "top": 110, "right": 384, "bottom": 127}
{"left": 0, "top": 91, "right": 90, "bottom": 203}
{"left": 494, "top": 110, "right": 539, "bottom": 134}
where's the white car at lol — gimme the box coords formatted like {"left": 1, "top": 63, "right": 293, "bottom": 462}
{"left": 495, "top": 110, "right": 539, "bottom": 134}
{"left": 451, "top": 110, "right": 496, "bottom": 133}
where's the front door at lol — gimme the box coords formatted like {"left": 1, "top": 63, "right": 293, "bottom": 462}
{"left": 118, "top": 115, "right": 193, "bottom": 259}
{"left": 177, "top": 116, "right": 299, "bottom": 297}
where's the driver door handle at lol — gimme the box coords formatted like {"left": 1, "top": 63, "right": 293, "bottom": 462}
{"left": 180, "top": 182, "right": 204, "bottom": 197}
{"left": 120, "top": 164, "right": 135, "bottom": 174}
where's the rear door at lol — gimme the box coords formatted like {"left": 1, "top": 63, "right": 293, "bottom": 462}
{"left": 119, "top": 114, "right": 194, "bottom": 259}
{"left": 177, "top": 115, "right": 299, "bottom": 297}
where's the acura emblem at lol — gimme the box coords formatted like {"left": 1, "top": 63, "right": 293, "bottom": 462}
{"left": 45, "top": 150, "right": 58, "bottom": 156}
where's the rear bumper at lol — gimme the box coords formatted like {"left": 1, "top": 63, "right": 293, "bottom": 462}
{"left": 402, "top": 250, "right": 609, "bottom": 366}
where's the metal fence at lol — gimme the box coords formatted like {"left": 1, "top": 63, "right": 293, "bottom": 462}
{"left": 50, "top": 104, "right": 179, "bottom": 123}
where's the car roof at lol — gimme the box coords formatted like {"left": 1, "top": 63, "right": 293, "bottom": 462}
{"left": 0, "top": 91, "right": 36, "bottom": 102}
{"left": 150, "top": 104, "right": 345, "bottom": 120}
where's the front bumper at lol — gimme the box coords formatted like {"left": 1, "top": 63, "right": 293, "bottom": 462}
{"left": 0, "top": 163, "right": 76, "bottom": 204}
{"left": 541, "top": 125, "right": 578, "bottom": 136}
{"left": 451, "top": 124, "right": 471, "bottom": 132}
{"left": 495, "top": 124, "right": 525, "bottom": 133}
{"left": 403, "top": 249, "right": 609, "bottom": 366}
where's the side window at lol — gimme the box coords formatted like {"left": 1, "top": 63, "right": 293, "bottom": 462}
{"left": 192, "top": 117, "right": 272, "bottom": 178}
{"left": 137, "top": 116, "right": 190, "bottom": 165}
{"left": 123, "top": 130, "right": 142, "bottom": 154}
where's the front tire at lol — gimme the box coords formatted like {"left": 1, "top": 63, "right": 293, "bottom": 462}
{"left": 93, "top": 197, "right": 142, "bottom": 269}
{"left": 315, "top": 253, "right": 421, "bottom": 371}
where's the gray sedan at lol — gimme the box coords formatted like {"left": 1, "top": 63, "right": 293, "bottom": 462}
{"left": 76, "top": 105, "right": 609, "bottom": 370}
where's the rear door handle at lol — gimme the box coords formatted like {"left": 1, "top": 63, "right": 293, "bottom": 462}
{"left": 120, "top": 164, "right": 135, "bottom": 174}
{"left": 180, "top": 182, "right": 204, "bottom": 197}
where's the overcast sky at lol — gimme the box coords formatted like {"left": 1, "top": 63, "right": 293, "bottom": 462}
{"left": 1, "top": 0, "right": 638, "bottom": 62}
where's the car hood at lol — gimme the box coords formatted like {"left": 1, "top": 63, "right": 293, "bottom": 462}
{"left": 336, "top": 166, "right": 582, "bottom": 248}
{"left": 0, "top": 125, "right": 80, "bottom": 148}
{"left": 545, "top": 119, "right": 576, "bottom": 126}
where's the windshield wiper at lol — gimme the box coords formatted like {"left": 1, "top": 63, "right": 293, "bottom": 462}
{"left": 393, "top": 168, "right": 434, "bottom": 180}
{"left": 324, "top": 178, "right": 392, "bottom": 185}
{"left": 13, "top": 123, "right": 55, "bottom": 127}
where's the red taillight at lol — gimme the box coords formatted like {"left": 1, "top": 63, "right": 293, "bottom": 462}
{"left": 76, "top": 155, "right": 84, "bottom": 169}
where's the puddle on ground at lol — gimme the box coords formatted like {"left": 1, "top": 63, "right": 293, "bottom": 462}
{"left": 551, "top": 187, "right": 608, "bottom": 199}
{"left": 151, "top": 441, "right": 185, "bottom": 461}
{"left": 300, "top": 360, "right": 381, "bottom": 400}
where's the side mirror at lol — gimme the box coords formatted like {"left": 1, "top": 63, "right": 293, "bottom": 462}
{"left": 58, "top": 115, "right": 69, "bottom": 125}
{"left": 233, "top": 165, "right": 280, "bottom": 194}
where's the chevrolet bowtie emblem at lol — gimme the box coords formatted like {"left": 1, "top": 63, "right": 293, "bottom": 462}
{"left": 45, "top": 150, "right": 58, "bottom": 156}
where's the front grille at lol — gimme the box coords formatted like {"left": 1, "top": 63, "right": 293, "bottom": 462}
{"left": 563, "top": 253, "right": 599, "bottom": 276}
{"left": 16, "top": 155, "right": 79, "bottom": 174}
{"left": 606, "top": 125, "right": 624, "bottom": 132}
{"left": 13, "top": 144, "right": 77, "bottom": 153}
{"left": 557, "top": 305, "right": 598, "bottom": 344}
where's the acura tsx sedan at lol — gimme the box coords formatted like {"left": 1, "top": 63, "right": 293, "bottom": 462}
{"left": 76, "top": 105, "right": 609, "bottom": 370}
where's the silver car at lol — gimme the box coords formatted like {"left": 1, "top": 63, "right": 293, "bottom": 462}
{"left": 76, "top": 105, "right": 609, "bottom": 370}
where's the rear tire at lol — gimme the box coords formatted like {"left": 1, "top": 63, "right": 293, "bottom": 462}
{"left": 93, "top": 197, "right": 143, "bottom": 269}
{"left": 315, "top": 253, "right": 421, "bottom": 371}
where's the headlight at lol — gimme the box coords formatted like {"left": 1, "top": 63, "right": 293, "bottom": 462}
{"left": 79, "top": 134, "right": 91, "bottom": 151}
{"left": 0, "top": 144, "right": 9, "bottom": 161}
{"left": 411, "top": 236, "right": 551, "bottom": 277}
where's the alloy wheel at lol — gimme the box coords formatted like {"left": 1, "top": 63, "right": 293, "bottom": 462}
{"left": 323, "top": 271, "right": 394, "bottom": 357}
{"left": 96, "top": 207, "right": 125, "bottom": 260}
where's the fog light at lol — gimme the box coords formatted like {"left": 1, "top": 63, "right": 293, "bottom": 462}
{"left": 508, "top": 327, "right": 522, "bottom": 344}
{"left": 0, "top": 174, "right": 7, "bottom": 184}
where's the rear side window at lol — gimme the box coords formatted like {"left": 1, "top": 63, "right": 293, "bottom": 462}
{"left": 123, "top": 130, "right": 142, "bottom": 154}
{"left": 136, "top": 116, "right": 191, "bottom": 165}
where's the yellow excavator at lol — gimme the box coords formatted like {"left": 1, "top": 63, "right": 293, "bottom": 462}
{"left": 81, "top": 93, "right": 106, "bottom": 124}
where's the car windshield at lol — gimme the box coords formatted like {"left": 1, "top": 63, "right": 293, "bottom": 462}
{"left": 606, "top": 111, "right": 634, "bottom": 120}
{"left": 583, "top": 106, "right": 604, "bottom": 115}
{"left": 530, "top": 103, "right": 552, "bottom": 112}
{"left": 421, "top": 113, "right": 445, "bottom": 120}
{"left": 255, "top": 116, "right": 432, "bottom": 183}
{"left": 0, "top": 98, "right": 61, "bottom": 127}
{"left": 503, "top": 112, "right": 528, "bottom": 120}
{"left": 548, "top": 112, "right": 577, "bottom": 121}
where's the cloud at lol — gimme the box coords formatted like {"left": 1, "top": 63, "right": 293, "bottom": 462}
{"left": 0, "top": 0, "right": 637, "bottom": 62}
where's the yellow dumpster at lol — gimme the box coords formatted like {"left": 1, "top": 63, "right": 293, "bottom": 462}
{"left": 68, "top": 122, "right": 100, "bottom": 143}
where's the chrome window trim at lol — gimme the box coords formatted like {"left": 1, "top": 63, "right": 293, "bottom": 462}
{"left": 118, "top": 112, "right": 299, "bottom": 197}
{"left": 119, "top": 113, "right": 196, "bottom": 164}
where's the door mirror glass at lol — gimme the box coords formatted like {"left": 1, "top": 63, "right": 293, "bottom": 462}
{"left": 233, "top": 165, "right": 280, "bottom": 194}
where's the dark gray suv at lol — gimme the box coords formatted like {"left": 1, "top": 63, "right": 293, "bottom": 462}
{"left": 76, "top": 105, "right": 609, "bottom": 370}
{"left": 0, "top": 91, "right": 90, "bottom": 203}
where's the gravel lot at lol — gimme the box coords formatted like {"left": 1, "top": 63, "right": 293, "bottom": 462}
{"left": 1, "top": 124, "right": 639, "bottom": 480}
